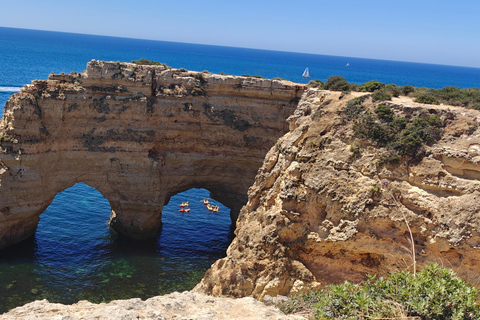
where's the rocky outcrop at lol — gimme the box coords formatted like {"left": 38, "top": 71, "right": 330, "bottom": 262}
{"left": 3, "top": 63, "right": 480, "bottom": 315}
{"left": 0, "top": 60, "right": 305, "bottom": 249}
{"left": 195, "top": 89, "right": 480, "bottom": 298}
{"left": 0, "top": 291, "right": 306, "bottom": 320}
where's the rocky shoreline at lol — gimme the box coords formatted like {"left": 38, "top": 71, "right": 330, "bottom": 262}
{"left": 0, "top": 291, "right": 306, "bottom": 320}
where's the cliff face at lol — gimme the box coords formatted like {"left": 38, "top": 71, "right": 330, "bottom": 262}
{"left": 0, "top": 60, "right": 305, "bottom": 249}
{"left": 2, "top": 63, "right": 480, "bottom": 308}
{"left": 195, "top": 89, "right": 480, "bottom": 298}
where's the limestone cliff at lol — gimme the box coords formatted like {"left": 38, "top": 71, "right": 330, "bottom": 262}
{"left": 2, "top": 63, "right": 480, "bottom": 310}
{"left": 0, "top": 60, "right": 305, "bottom": 249}
{"left": 195, "top": 89, "right": 480, "bottom": 298}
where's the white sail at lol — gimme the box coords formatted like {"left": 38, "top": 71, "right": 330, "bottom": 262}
{"left": 302, "top": 67, "right": 310, "bottom": 78}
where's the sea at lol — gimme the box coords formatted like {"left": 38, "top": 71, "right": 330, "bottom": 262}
{"left": 1, "top": 26, "right": 480, "bottom": 313}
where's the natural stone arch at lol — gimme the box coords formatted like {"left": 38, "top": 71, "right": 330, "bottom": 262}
{"left": 0, "top": 60, "right": 306, "bottom": 250}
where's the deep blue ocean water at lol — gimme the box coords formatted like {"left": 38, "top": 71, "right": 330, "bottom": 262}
{"left": 1, "top": 26, "right": 480, "bottom": 312}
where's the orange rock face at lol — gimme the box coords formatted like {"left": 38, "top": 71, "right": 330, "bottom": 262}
{"left": 0, "top": 60, "right": 305, "bottom": 249}
{"left": 195, "top": 89, "right": 480, "bottom": 299}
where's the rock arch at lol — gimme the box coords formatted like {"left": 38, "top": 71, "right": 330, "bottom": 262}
{"left": 0, "top": 60, "right": 305, "bottom": 250}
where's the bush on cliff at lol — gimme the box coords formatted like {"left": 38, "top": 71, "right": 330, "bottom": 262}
{"left": 312, "top": 76, "right": 480, "bottom": 108}
{"left": 371, "top": 89, "right": 392, "bottom": 102}
{"left": 278, "top": 264, "right": 480, "bottom": 320}
{"left": 322, "top": 76, "right": 350, "bottom": 92}
{"left": 131, "top": 58, "right": 168, "bottom": 67}
{"left": 362, "top": 80, "right": 385, "bottom": 92}
{"left": 348, "top": 102, "right": 444, "bottom": 161}
{"left": 415, "top": 93, "right": 440, "bottom": 105}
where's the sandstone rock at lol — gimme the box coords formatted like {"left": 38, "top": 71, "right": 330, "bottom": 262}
{"left": 0, "top": 292, "right": 306, "bottom": 320}
{"left": 196, "top": 89, "right": 480, "bottom": 298}
{"left": 0, "top": 61, "right": 305, "bottom": 249}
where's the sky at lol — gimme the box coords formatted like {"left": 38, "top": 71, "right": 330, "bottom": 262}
{"left": 1, "top": 0, "right": 479, "bottom": 68}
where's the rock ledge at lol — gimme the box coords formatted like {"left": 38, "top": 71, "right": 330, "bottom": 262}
{"left": 0, "top": 291, "right": 305, "bottom": 320}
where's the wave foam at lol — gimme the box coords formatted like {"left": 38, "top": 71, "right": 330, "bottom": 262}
{"left": 0, "top": 86, "right": 22, "bottom": 93}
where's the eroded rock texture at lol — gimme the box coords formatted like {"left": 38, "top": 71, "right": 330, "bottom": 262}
{"left": 195, "top": 89, "right": 480, "bottom": 299}
{"left": 0, "top": 61, "right": 305, "bottom": 249}
{"left": 0, "top": 291, "right": 306, "bottom": 320}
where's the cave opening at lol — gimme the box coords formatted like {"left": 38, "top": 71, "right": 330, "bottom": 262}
{"left": 0, "top": 184, "right": 235, "bottom": 313}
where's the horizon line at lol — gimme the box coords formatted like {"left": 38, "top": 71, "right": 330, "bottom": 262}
{"left": 1, "top": 25, "right": 479, "bottom": 71}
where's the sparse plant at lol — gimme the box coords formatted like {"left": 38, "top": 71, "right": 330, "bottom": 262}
{"left": 381, "top": 179, "right": 416, "bottom": 276}
{"left": 369, "top": 183, "right": 381, "bottom": 196}
{"left": 350, "top": 141, "right": 362, "bottom": 159}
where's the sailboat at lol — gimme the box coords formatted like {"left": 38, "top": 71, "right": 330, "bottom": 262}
{"left": 302, "top": 67, "right": 310, "bottom": 78}
{"left": 346, "top": 63, "right": 350, "bottom": 67}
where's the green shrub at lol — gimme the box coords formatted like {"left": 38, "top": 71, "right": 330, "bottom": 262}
{"left": 308, "top": 80, "right": 323, "bottom": 88}
{"left": 352, "top": 107, "right": 443, "bottom": 159}
{"left": 374, "top": 104, "right": 394, "bottom": 122}
{"left": 348, "top": 83, "right": 363, "bottom": 92}
{"left": 402, "top": 85, "right": 415, "bottom": 95}
{"left": 131, "top": 58, "right": 165, "bottom": 66}
{"left": 362, "top": 80, "right": 385, "bottom": 92}
{"left": 389, "top": 117, "right": 407, "bottom": 133}
{"left": 322, "top": 75, "right": 350, "bottom": 92}
{"left": 371, "top": 89, "right": 392, "bottom": 102}
{"left": 385, "top": 83, "right": 401, "bottom": 97}
{"left": 353, "top": 113, "right": 392, "bottom": 145}
{"left": 279, "top": 265, "right": 480, "bottom": 320}
{"left": 378, "top": 151, "right": 401, "bottom": 166}
{"left": 415, "top": 94, "right": 440, "bottom": 105}
{"left": 341, "top": 96, "right": 368, "bottom": 120}
{"left": 350, "top": 141, "right": 362, "bottom": 159}
{"left": 392, "top": 114, "right": 442, "bottom": 157}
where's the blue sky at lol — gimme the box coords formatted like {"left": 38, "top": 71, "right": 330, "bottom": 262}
{"left": 1, "top": 0, "right": 479, "bottom": 68}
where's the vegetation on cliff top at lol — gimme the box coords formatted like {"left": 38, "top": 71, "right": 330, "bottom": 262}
{"left": 309, "top": 76, "right": 480, "bottom": 109}
{"left": 131, "top": 58, "right": 169, "bottom": 68}
{"left": 279, "top": 264, "right": 480, "bottom": 320}
{"left": 341, "top": 100, "right": 444, "bottom": 165}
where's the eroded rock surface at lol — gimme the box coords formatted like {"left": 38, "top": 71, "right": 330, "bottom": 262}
{"left": 196, "top": 89, "right": 480, "bottom": 298}
{"left": 0, "top": 291, "right": 306, "bottom": 320}
{"left": 0, "top": 61, "right": 305, "bottom": 249}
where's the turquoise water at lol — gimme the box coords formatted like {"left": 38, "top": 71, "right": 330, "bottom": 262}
{"left": 1, "top": 26, "right": 480, "bottom": 313}
{"left": 0, "top": 184, "right": 233, "bottom": 312}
